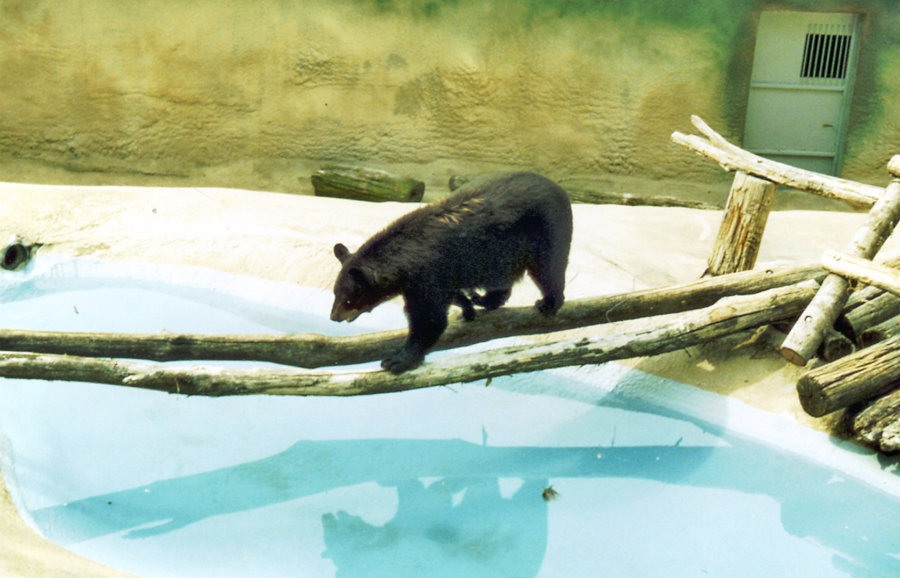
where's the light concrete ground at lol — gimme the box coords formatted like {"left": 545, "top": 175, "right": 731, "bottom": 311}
{"left": 0, "top": 181, "right": 891, "bottom": 577}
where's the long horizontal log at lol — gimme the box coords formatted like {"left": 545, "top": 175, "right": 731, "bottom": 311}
{"left": 449, "top": 175, "right": 721, "bottom": 210}
{"left": 672, "top": 115, "right": 882, "bottom": 207}
{"left": 0, "top": 262, "right": 825, "bottom": 368}
{"left": 563, "top": 188, "right": 720, "bottom": 210}
{"left": 0, "top": 280, "right": 820, "bottom": 397}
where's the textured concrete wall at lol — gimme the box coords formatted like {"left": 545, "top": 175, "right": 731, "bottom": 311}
{"left": 0, "top": 0, "right": 897, "bottom": 196}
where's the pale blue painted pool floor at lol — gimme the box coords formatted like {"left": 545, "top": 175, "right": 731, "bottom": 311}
{"left": 0, "top": 257, "right": 898, "bottom": 578}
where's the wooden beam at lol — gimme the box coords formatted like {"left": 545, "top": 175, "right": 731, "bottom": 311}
{"left": 0, "top": 280, "right": 820, "bottom": 397}
{"left": 672, "top": 115, "right": 881, "bottom": 207}
{"left": 821, "top": 251, "right": 900, "bottom": 297}
{"left": 0, "top": 263, "right": 826, "bottom": 368}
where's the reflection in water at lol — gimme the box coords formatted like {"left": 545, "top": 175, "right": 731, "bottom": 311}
{"left": 321, "top": 477, "right": 547, "bottom": 578}
{"left": 29, "top": 436, "right": 900, "bottom": 577}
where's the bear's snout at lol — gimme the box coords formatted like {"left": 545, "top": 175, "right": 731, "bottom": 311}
{"left": 330, "top": 301, "right": 365, "bottom": 323}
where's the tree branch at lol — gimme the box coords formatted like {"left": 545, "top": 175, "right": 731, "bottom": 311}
{"left": 0, "top": 280, "right": 820, "bottom": 397}
{"left": 672, "top": 115, "right": 882, "bottom": 208}
{"left": 0, "top": 263, "right": 825, "bottom": 368}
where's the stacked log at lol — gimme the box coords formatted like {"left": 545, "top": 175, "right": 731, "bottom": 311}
{"left": 674, "top": 117, "right": 900, "bottom": 453}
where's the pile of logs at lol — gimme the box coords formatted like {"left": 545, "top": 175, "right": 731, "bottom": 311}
{"left": 674, "top": 115, "right": 900, "bottom": 453}
{"left": 2, "top": 115, "right": 900, "bottom": 454}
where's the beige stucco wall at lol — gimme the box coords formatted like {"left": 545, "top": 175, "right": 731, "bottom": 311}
{"left": 0, "top": 0, "right": 898, "bottom": 198}
{"left": 0, "top": 0, "right": 735, "bottom": 197}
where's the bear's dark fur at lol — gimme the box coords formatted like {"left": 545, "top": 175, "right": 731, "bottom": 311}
{"left": 330, "top": 171, "right": 573, "bottom": 374}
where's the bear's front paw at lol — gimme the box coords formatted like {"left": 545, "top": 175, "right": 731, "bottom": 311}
{"left": 535, "top": 296, "right": 562, "bottom": 315}
{"left": 382, "top": 349, "right": 425, "bottom": 374}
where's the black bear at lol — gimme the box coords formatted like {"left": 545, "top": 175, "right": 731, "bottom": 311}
{"left": 330, "top": 171, "right": 573, "bottom": 374}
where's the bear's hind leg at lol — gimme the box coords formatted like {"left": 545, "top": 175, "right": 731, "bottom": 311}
{"left": 529, "top": 249, "right": 567, "bottom": 315}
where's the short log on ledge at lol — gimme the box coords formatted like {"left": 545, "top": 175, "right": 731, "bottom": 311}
{"left": 310, "top": 165, "right": 425, "bottom": 202}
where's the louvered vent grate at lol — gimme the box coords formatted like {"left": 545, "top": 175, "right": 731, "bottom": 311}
{"left": 800, "top": 24, "right": 852, "bottom": 79}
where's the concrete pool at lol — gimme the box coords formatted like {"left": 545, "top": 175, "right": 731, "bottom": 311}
{"left": 0, "top": 256, "right": 898, "bottom": 577}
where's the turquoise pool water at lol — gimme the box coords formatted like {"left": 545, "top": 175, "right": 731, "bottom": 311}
{"left": 0, "top": 257, "right": 898, "bottom": 578}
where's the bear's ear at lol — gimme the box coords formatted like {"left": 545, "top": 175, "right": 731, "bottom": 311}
{"left": 348, "top": 266, "right": 374, "bottom": 287}
{"left": 334, "top": 243, "right": 351, "bottom": 263}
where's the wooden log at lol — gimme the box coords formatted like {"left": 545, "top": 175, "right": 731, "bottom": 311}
{"left": 705, "top": 171, "right": 777, "bottom": 276}
{"left": 817, "top": 329, "right": 854, "bottom": 362}
{"left": 672, "top": 116, "right": 881, "bottom": 208}
{"left": 821, "top": 251, "right": 900, "bottom": 297}
{"left": 860, "top": 315, "right": 900, "bottom": 349}
{"left": 838, "top": 251, "right": 900, "bottom": 314}
{"left": 310, "top": 165, "right": 425, "bottom": 202}
{"left": 564, "top": 189, "right": 720, "bottom": 210}
{"left": 0, "top": 263, "right": 826, "bottom": 367}
{"left": 816, "top": 252, "right": 900, "bottom": 356}
{"left": 448, "top": 174, "right": 476, "bottom": 191}
{"left": 850, "top": 387, "right": 900, "bottom": 452}
{"left": 0, "top": 280, "right": 820, "bottom": 396}
{"left": 797, "top": 333, "right": 900, "bottom": 417}
{"left": 845, "top": 291, "right": 900, "bottom": 342}
{"left": 449, "top": 175, "right": 720, "bottom": 209}
{"left": 781, "top": 274, "right": 853, "bottom": 366}
{"left": 781, "top": 161, "right": 900, "bottom": 366}
{"left": 819, "top": 253, "right": 900, "bottom": 353}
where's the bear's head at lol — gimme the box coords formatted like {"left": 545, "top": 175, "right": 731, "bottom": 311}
{"left": 330, "top": 243, "right": 383, "bottom": 323}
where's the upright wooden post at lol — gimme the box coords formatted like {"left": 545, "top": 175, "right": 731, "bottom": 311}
{"left": 781, "top": 155, "right": 900, "bottom": 366}
{"left": 705, "top": 171, "right": 777, "bottom": 276}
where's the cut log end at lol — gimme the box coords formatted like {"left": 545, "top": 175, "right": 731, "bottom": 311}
{"left": 796, "top": 376, "right": 829, "bottom": 418}
{"left": 780, "top": 346, "right": 808, "bottom": 367}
